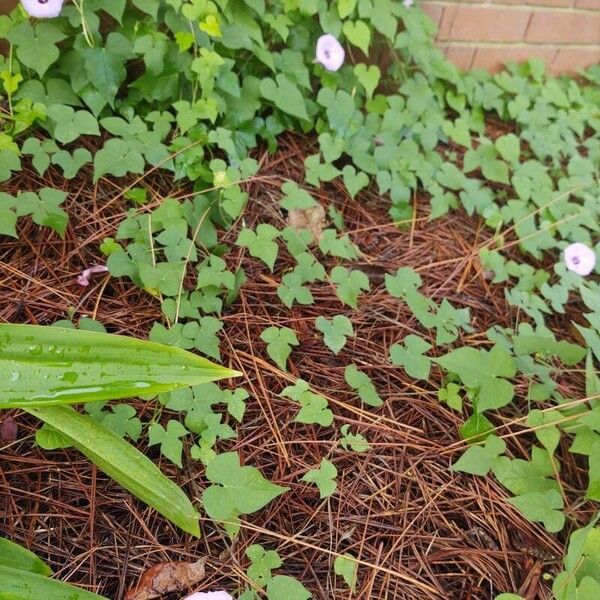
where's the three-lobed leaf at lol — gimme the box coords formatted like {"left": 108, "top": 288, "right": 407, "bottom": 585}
{"left": 331, "top": 267, "right": 370, "bottom": 309}
{"left": 280, "top": 181, "right": 317, "bottom": 210}
{"left": 315, "top": 315, "right": 353, "bottom": 355}
{"left": 452, "top": 435, "right": 506, "bottom": 476}
{"left": 433, "top": 345, "right": 516, "bottom": 412}
{"left": 344, "top": 364, "right": 382, "bottom": 407}
{"left": 246, "top": 544, "right": 283, "bottom": 586}
{"left": 281, "top": 379, "right": 333, "bottom": 427}
{"left": 301, "top": 458, "right": 337, "bottom": 498}
{"left": 507, "top": 489, "right": 564, "bottom": 533}
{"left": 237, "top": 224, "right": 280, "bottom": 271}
{"left": 260, "top": 326, "right": 299, "bottom": 371}
{"left": 202, "top": 452, "right": 289, "bottom": 526}
{"left": 389, "top": 335, "right": 432, "bottom": 381}
{"left": 278, "top": 272, "right": 314, "bottom": 308}
{"left": 148, "top": 420, "right": 189, "bottom": 467}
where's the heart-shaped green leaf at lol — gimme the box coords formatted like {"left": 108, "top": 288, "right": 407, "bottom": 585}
{"left": 0, "top": 324, "right": 239, "bottom": 408}
{"left": 46, "top": 105, "right": 100, "bottom": 145}
{"left": 51, "top": 148, "right": 92, "bottom": 179}
{"left": 481, "top": 158, "right": 510, "bottom": 185}
{"left": 337, "top": 0, "right": 357, "bottom": 19}
{"left": 442, "top": 118, "right": 471, "bottom": 149}
{"left": 353, "top": 64, "right": 380, "bottom": 99}
{"left": 342, "top": 20, "right": 370, "bottom": 55}
{"left": 342, "top": 165, "right": 369, "bottom": 198}
{"left": 260, "top": 75, "right": 309, "bottom": 120}
{"left": 495, "top": 133, "right": 520, "bottom": 163}
{"left": 445, "top": 90, "right": 466, "bottom": 113}
{"left": 202, "top": 451, "right": 289, "bottom": 533}
{"left": 318, "top": 133, "right": 344, "bottom": 163}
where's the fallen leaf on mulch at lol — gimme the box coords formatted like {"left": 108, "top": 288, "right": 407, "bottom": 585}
{"left": 287, "top": 204, "right": 326, "bottom": 241}
{"left": 125, "top": 558, "right": 207, "bottom": 600}
{"left": 0, "top": 416, "right": 18, "bottom": 444}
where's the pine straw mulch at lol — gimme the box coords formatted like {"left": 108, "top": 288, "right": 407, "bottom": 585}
{"left": 0, "top": 134, "right": 594, "bottom": 600}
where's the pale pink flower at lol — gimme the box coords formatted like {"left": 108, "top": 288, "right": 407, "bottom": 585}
{"left": 77, "top": 265, "right": 109, "bottom": 287}
{"left": 403, "top": 0, "right": 414, "bottom": 7}
{"left": 564, "top": 242, "right": 596, "bottom": 276}
{"left": 315, "top": 34, "right": 345, "bottom": 72}
{"left": 20, "top": 0, "right": 64, "bottom": 18}
{"left": 183, "top": 592, "right": 234, "bottom": 600}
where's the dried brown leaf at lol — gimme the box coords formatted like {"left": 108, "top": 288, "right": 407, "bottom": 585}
{"left": 125, "top": 558, "right": 206, "bottom": 600}
{"left": 0, "top": 416, "right": 18, "bottom": 444}
{"left": 287, "top": 204, "right": 326, "bottom": 241}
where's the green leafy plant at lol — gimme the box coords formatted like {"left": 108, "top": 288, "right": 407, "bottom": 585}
{"left": 389, "top": 335, "right": 432, "bottom": 381}
{"left": 339, "top": 424, "right": 370, "bottom": 452}
{"left": 4, "top": 0, "right": 600, "bottom": 594}
{"left": 202, "top": 452, "right": 289, "bottom": 536}
{"left": 301, "top": 458, "right": 337, "bottom": 499}
{"left": 281, "top": 379, "right": 333, "bottom": 426}
{"left": 344, "top": 364, "right": 382, "bottom": 407}
{"left": 1, "top": 324, "right": 239, "bottom": 536}
{"left": 552, "top": 515, "right": 600, "bottom": 599}
{"left": 237, "top": 224, "right": 281, "bottom": 271}
{"left": 316, "top": 315, "right": 353, "bottom": 355}
{"left": 239, "top": 543, "right": 312, "bottom": 599}
{"left": 334, "top": 553, "right": 358, "bottom": 591}
{"left": 331, "top": 267, "right": 370, "bottom": 309}
{"left": 433, "top": 345, "right": 516, "bottom": 413}
{"left": 0, "top": 537, "right": 107, "bottom": 599}
{"left": 261, "top": 326, "right": 299, "bottom": 372}
{"left": 0, "top": 537, "right": 52, "bottom": 576}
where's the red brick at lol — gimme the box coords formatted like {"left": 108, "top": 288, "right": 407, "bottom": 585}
{"left": 471, "top": 46, "right": 557, "bottom": 72}
{"left": 527, "top": 0, "right": 573, "bottom": 6}
{"left": 575, "top": 0, "right": 600, "bottom": 9}
{"left": 443, "top": 45, "right": 476, "bottom": 70}
{"left": 551, "top": 47, "right": 600, "bottom": 73}
{"left": 420, "top": 2, "right": 444, "bottom": 28}
{"left": 526, "top": 10, "right": 600, "bottom": 44}
{"left": 437, "top": 4, "right": 458, "bottom": 41}
{"left": 446, "top": 6, "right": 532, "bottom": 42}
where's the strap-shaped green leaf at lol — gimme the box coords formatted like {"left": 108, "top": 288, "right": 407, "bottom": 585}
{"left": 0, "top": 564, "right": 107, "bottom": 599}
{"left": 0, "top": 538, "right": 52, "bottom": 576}
{"left": 0, "top": 324, "right": 240, "bottom": 408}
{"left": 27, "top": 405, "right": 201, "bottom": 537}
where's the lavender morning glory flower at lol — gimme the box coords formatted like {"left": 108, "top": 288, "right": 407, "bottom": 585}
{"left": 403, "top": 0, "right": 414, "bottom": 7}
{"left": 20, "top": 0, "right": 64, "bottom": 18}
{"left": 564, "top": 242, "right": 597, "bottom": 276}
{"left": 315, "top": 34, "right": 345, "bottom": 72}
{"left": 77, "top": 265, "right": 109, "bottom": 287}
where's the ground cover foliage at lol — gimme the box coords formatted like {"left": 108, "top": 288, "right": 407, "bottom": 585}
{"left": 1, "top": 0, "right": 600, "bottom": 598}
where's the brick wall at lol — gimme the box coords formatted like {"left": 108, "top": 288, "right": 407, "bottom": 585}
{"left": 421, "top": 0, "right": 600, "bottom": 74}
{"left": 2, "top": 0, "right": 599, "bottom": 74}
